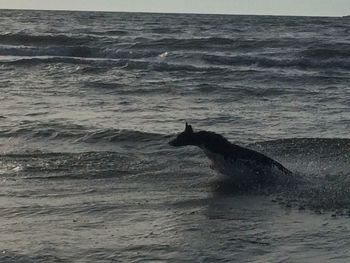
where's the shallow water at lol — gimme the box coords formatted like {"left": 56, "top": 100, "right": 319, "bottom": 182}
{"left": 0, "top": 9, "right": 350, "bottom": 262}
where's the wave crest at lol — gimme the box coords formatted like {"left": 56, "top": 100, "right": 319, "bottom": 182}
{"left": 0, "top": 122, "right": 170, "bottom": 144}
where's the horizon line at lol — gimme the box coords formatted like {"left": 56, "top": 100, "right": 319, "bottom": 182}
{"left": 0, "top": 7, "right": 343, "bottom": 18}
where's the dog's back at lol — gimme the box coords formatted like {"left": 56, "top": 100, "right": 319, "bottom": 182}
{"left": 196, "top": 130, "right": 291, "bottom": 174}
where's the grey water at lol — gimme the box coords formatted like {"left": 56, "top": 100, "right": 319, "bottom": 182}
{"left": 0, "top": 9, "right": 350, "bottom": 262}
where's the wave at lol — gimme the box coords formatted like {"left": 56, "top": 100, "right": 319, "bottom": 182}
{"left": 0, "top": 150, "right": 136, "bottom": 180}
{"left": 0, "top": 122, "right": 170, "bottom": 144}
{"left": 6, "top": 47, "right": 343, "bottom": 71}
{"left": 6, "top": 53, "right": 347, "bottom": 72}
{"left": 0, "top": 56, "right": 227, "bottom": 74}
{"left": 90, "top": 29, "right": 128, "bottom": 36}
{"left": 0, "top": 45, "right": 161, "bottom": 61}
{"left": 202, "top": 54, "right": 350, "bottom": 70}
{"left": 301, "top": 44, "right": 350, "bottom": 59}
{"left": 2, "top": 134, "right": 350, "bottom": 213}
{"left": 0, "top": 45, "right": 95, "bottom": 58}
{"left": 0, "top": 33, "right": 97, "bottom": 46}
{"left": 0, "top": 56, "right": 95, "bottom": 66}
{"left": 151, "top": 27, "right": 184, "bottom": 34}
{"left": 2, "top": 32, "right": 349, "bottom": 72}
{"left": 78, "top": 129, "right": 170, "bottom": 143}
{"left": 2, "top": 121, "right": 349, "bottom": 157}
{"left": 130, "top": 37, "right": 237, "bottom": 50}
{"left": 129, "top": 37, "right": 319, "bottom": 51}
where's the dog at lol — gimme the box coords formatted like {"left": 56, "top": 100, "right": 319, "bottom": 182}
{"left": 169, "top": 123, "right": 292, "bottom": 188}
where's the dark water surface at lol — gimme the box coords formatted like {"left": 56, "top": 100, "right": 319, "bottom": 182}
{"left": 0, "top": 10, "right": 350, "bottom": 262}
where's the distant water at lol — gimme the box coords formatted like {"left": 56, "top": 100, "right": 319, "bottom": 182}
{"left": 0, "top": 9, "right": 350, "bottom": 262}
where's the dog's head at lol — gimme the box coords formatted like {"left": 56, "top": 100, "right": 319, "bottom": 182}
{"left": 169, "top": 122, "right": 197, "bottom": 147}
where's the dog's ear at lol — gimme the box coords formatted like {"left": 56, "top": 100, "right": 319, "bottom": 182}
{"left": 185, "top": 122, "right": 193, "bottom": 133}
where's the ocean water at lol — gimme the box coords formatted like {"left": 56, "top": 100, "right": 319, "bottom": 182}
{"left": 0, "top": 9, "right": 350, "bottom": 262}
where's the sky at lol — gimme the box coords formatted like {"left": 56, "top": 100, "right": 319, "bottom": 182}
{"left": 0, "top": 0, "right": 349, "bottom": 17}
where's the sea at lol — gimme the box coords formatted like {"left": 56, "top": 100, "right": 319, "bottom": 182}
{"left": 0, "top": 9, "right": 350, "bottom": 262}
